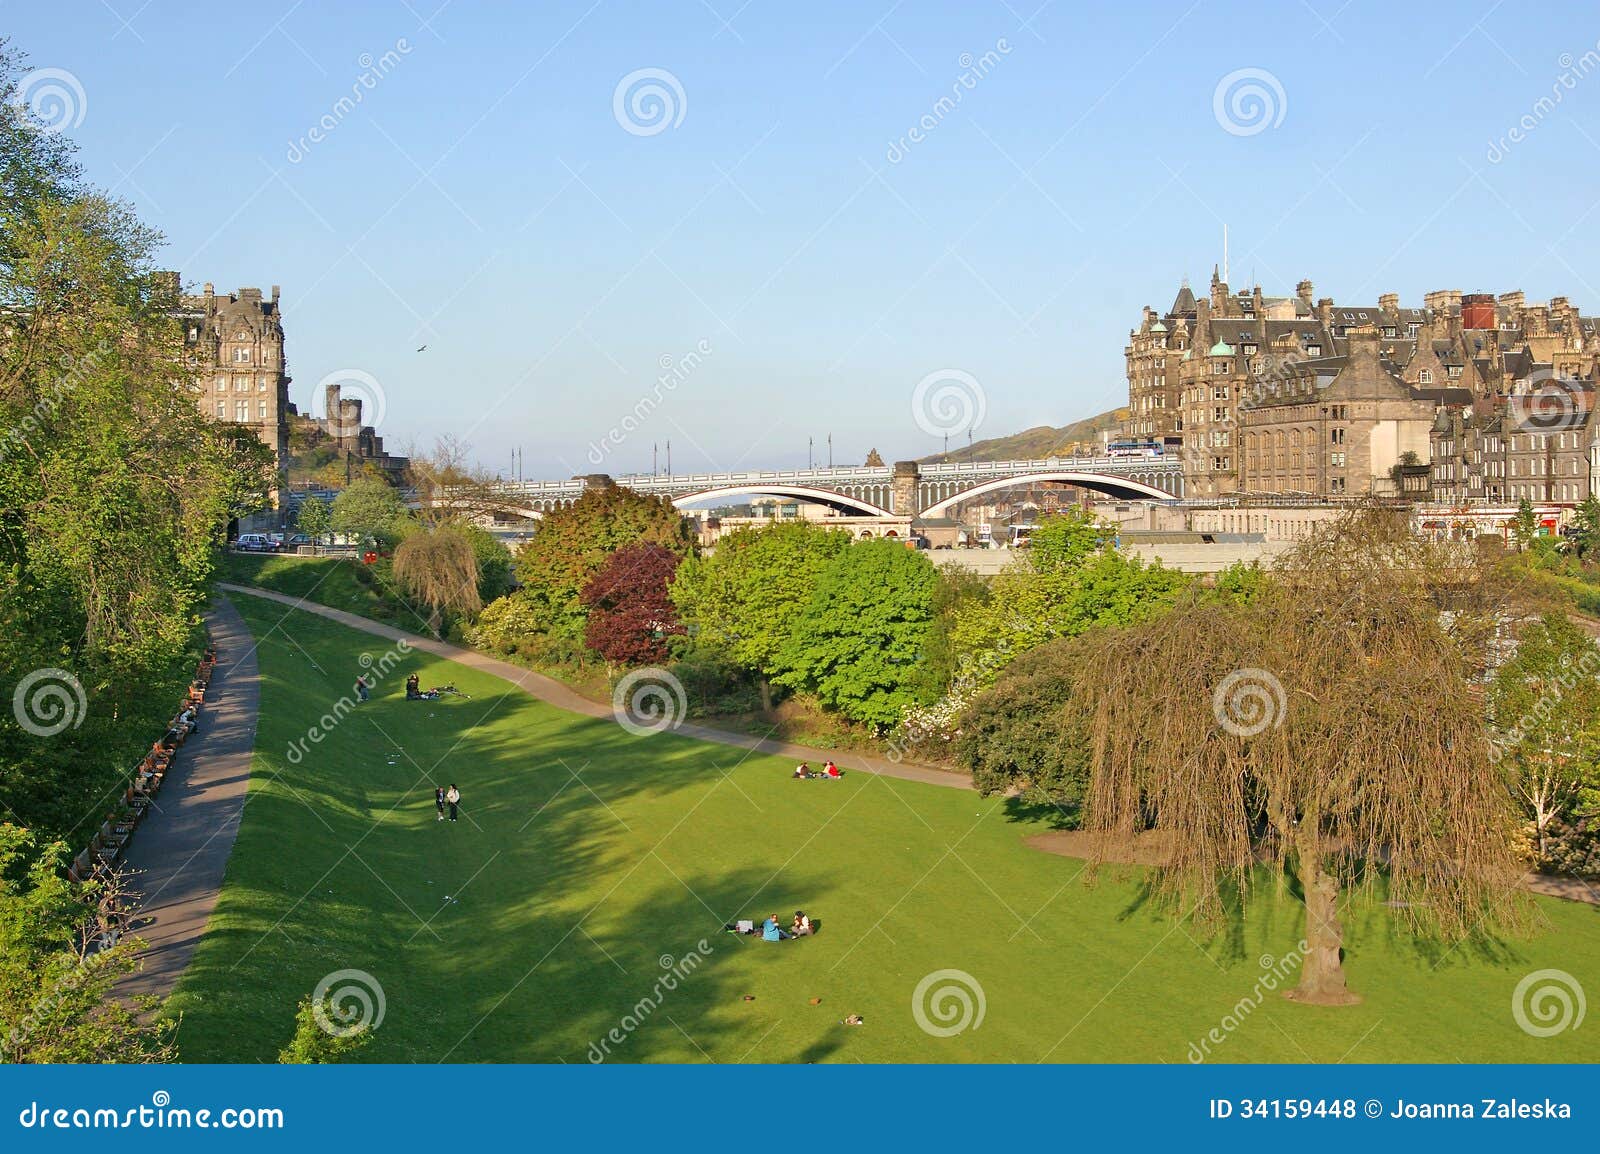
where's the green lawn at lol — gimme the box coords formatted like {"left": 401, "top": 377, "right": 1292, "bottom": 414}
{"left": 164, "top": 594, "right": 1600, "bottom": 1063}
{"left": 215, "top": 552, "right": 427, "bottom": 630}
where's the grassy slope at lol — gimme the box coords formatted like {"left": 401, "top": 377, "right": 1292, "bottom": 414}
{"left": 164, "top": 596, "right": 1600, "bottom": 1064}
{"left": 215, "top": 552, "right": 428, "bottom": 630}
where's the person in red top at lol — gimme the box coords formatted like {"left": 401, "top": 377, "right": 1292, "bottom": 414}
{"left": 823, "top": 761, "right": 841, "bottom": 778}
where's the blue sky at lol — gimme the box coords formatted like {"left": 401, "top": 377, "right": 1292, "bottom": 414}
{"left": 9, "top": 1, "right": 1600, "bottom": 476}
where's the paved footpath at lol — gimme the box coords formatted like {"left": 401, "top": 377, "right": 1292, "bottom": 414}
{"left": 216, "top": 582, "right": 973, "bottom": 791}
{"left": 119, "top": 596, "right": 259, "bottom": 1001}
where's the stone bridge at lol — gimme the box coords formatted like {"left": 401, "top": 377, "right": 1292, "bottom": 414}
{"left": 482, "top": 455, "right": 1182, "bottom": 519}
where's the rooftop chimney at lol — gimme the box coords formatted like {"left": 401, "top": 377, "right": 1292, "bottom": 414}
{"left": 1296, "top": 278, "right": 1314, "bottom": 304}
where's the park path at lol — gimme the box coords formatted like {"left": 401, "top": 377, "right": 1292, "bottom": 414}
{"left": 215, "top": 582, "right": 973, "bottom": 791}
{"left": 118, "top": 596, "right": 259, "bottom": 1001}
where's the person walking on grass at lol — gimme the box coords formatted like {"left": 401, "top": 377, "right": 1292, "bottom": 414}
{"left": 355, "top": 673, "right": 370, "bottom": 702}
{"left": 435, "top": 786, "right": 446, "bottom": 822}
{"left": 445, "top": 784, "right": 461, "bottom": 823}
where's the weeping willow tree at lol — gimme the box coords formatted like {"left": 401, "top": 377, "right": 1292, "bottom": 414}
{"left": 1062, "top": 509, "right": 1528, "bottom": 1005}
{"left": 392, "top": 525, "right": 481, "bottom": 635}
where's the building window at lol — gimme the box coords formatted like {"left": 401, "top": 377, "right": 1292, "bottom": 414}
{"left": 235, "top": 400, "right": 249, "bottom": 422}
{"left": 1331, "top": 477, "right": 1346, "bottom": 493}
{"left": 258, "top": 377, "right": 269, "bottom": 392}
{"left": 215, "top": 401, "right": 224, "bottom": 418}
{"left": 1331, "top": 427, "right": 1346, "bottom": 445}
{"left": 258, "top": 400, "right": 268, "bottom": 420}
{"left": 232, "top": 347, "right": 251, "bottom": 363}
{"left": 1418, "top": 369, "right": 1432, "bottom": 384}
{"left": 1331, "top": 452, "right": 1346, "bottom": 467}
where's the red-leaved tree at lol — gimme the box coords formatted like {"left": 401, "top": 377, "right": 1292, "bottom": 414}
{"left": 581, "top": 543, "right": 685, "bottom": 667}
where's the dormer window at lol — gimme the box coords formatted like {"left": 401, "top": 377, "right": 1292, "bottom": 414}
{"left": 1382, "top": 326, "right": 1397, "bottom": 338}
{"left": 1448, "top": 365, "right": 1463, "bottom": 379}
{"left": 1306, "top": 344, "right": 1322, "bottom": 356}
{"left": 1419, "top": 369, "right": 1433, "bottom": 384}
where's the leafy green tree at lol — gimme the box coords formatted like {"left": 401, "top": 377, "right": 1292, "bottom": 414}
{"left": 459, "top": 523, "right": 514, "bottom": 603}
{"left": 911, "top": 563, "right": 992, "bottom": 702}
{"left": 1489, "top": 613, "right": 1600, "bottom": 860}
{"left": 948, "top": 515, "right": 1190, "bottom": 686}
{"left": 276, "top": 994, "right": 372, "bottom": 1064}
{"left": 669, "top": 521, "right": 851, "bottom": 711}
{"left": 330, "top": 477, "right": 411, "bottom": 549}
{"left": 0, "top": 43, "right": 266, "bottom": 834}
{"left": 1570, "top": 494, "right": 1600, "bottom": 562}
{"left": 0, "top": 827, "right": 175, "bottom": 1063}
{"left": 295, "top": 495, "right": 331, "bottom": 543}
{"left": 1512, "top": 496, "right": 1539, "bottom": 553}
{"left": 774, "top": 540, "right": 937, "bottom": 728}
{"left": 507, "top": 483, "right": 695, "bottom": 644}
{"left": 954, "top": 639, "right": 1089, "bottom": 811}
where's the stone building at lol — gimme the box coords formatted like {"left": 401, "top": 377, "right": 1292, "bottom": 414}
{"left": 178, "top": 282, "right": 291, "bottom": 475}
{"left": 1240, "top": 326, "right": 1466, "bottom": 496}
{"left": 1127, "top": 272, "right": 1600, "bottom": 502}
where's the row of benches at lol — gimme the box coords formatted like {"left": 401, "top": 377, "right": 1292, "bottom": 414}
{"left": 67, "top": 648, "right": 218, "bottom": 886}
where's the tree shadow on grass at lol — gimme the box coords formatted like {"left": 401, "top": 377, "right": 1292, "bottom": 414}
{"left": 170, "top": 600, "right": 865, "bottom": 1063}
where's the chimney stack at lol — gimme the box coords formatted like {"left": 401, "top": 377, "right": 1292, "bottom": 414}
{"left": 1378, "top": 292, "right": 1399, "bottom": 313}
{"left": 1296, "top": 279, "right": 1314, "bottom": 305}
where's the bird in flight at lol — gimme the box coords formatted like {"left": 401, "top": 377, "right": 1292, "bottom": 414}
{"left": 416, "top": 344, "right": 428, "bottom": 352}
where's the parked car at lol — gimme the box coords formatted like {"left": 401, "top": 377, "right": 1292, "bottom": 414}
{"left": 285, "top": 533, "right": 313, "bottom": 548}
{"left": 236, "top": 533, "right": 275, "bottom": 552}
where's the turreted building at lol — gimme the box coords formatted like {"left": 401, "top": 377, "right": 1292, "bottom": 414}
{"left": 1126, "top": 271, "right": 1600, "bottom": 501}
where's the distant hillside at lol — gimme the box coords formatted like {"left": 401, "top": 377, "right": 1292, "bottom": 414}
{"left": 918, "top": 408, "right": 1126, "bottom": 463}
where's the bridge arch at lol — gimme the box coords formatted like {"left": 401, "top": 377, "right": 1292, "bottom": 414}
{"left": 670, "top": 483, "right": 896, "bottom": 519}
{"left": 919, "top": 470, "right": 1175, "bottom": 516}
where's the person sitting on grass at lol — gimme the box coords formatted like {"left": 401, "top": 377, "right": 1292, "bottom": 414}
{"left": 822, "top": 761, "right": 842, "bottom": 779}
{"left": 792, "top": 910, "right": 813, "bottom": 936}
{"left": 792, "top": 763, "right": 812, "bottom": 780}
{"left": 762, "top": 914, "right": 790, "bottom": 941}
{"left": 406, "top": 674, "right": 422, "bottom": 700}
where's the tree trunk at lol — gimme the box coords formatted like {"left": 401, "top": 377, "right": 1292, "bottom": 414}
{"left": 1285, "top": 836, "right": 1362, "bottom": 1006}
{"left": 758, "top": 675, "right": 774, "bottom": 718}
